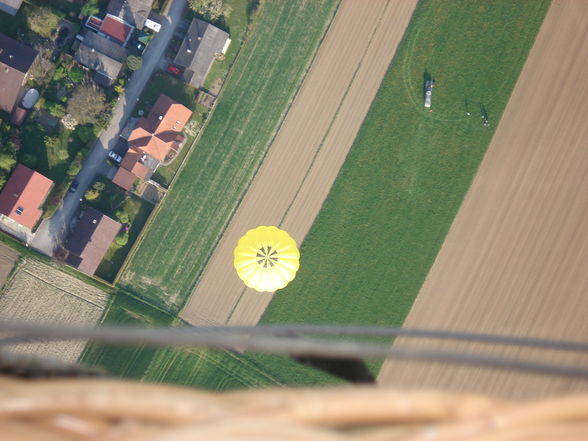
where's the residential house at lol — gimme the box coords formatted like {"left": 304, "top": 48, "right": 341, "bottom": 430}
{"left": 0, "top": 33, "right": 37, "bottom": 114}
{"left": 0, "top": 0, "right": 23, "bottom": 16}
{"left": 173, "top": 18, "right": 230, "bottom": 88}
{"left": 86, "top": 13, "right": 134, "bottom": 46}
{"left": 107, "top": 0, "right": 154, "bottom": 30}
{"left": 113, "top": 94, "right": 192, "bottom": 190}
{"left": 75, "top": 31, "right": 127, "bottom": 86}
{"left": 65, "top": 207, "right": 121, "bottom": 276}
{"left": 0, "top": 164, "right": 53, "bottom": 231}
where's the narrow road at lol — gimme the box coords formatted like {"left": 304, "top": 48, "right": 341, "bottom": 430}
{"left": 30, "top": 0, "right": 187, "bottom": 256}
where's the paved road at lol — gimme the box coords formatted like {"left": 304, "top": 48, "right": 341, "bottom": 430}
{"left": 181, "top": 0, "right": 418, "bottom": 326}
{"left": 30, "top": 0, "right": 187, "bottom": 256}
{"left": 378, "top": 0, "right": 588, "bottom": 399}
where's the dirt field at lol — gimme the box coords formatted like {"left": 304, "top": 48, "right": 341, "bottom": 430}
{"left": 0, "top": 259, "right": 108, "bottom": 363}
{"left": 0, "top": 242, "right": 19, "bottom": 290}
{"left": 180, "top": 0, "right": 419, "bottom": 326}
{"left": 378, "top": 0, "right": 588, "bottom": 399}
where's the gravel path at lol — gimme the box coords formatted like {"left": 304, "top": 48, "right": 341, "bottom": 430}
{"left": 180, "top": 0, "right": 418, "bottom": 326}
{"left": 378, "top": 0, "right": 588, "bottom": 399}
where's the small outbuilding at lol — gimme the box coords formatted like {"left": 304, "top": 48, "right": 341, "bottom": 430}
{"left": 0, "top": 0, "right": 23, "bottom": 16}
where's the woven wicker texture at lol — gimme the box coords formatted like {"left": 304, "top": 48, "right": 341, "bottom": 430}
{"left": 1, "top": 377, "right": 587, "bottom": 440}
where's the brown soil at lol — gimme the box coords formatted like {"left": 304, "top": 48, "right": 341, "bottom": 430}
{"left": 0, "top": 242, "right": 19, "bottom": 290}
{"left": 378, "top": 1, "right": 588, "bottom": 399}
{"left": 180, "top": 0, "right": 419, "bottom": 326}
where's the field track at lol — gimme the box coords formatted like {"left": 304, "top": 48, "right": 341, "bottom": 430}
{"left": 378, "top": 0, "right": 588, "bottom": 398}
{"left": 180, "top": 0, "right": 418, "bottom": 326}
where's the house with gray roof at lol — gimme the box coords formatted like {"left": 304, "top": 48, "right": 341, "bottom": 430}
{"left": 107, "top": 0, "right": 153, "bottom": 29}
{"left": 0, "top": 0, "right": 23, "bottom": 16}
{"left": 0, "top": 33, "right": 37, "bottom": 114}
{"left": 173, "top": 18, "right": 230, "bottom": 88}
{"left": 65, "top": 207, "right": 121, "bottom": 276}
{"left": 75, "top": 31, "right": 127, "bottom": 85}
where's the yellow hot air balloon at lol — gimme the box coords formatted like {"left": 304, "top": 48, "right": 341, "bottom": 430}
{"left": 234, "top": 226, "right": 300, "bottom": 292}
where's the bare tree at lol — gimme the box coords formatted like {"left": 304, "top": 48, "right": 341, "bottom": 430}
{"left": 26, "top": 6, "right": 61, "bottom": 39}
{"left": 29, "top": 43, "right": 56, "bottom": 86}
{"left": 67, "top": 83, "right": 107, "bottom": 125}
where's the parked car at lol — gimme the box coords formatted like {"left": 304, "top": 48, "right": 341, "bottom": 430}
{"left": 108, "top": 151, "right": 123, "bottom": 163}
{"left": 69, "top": 180, "right": 79, "bottom": 193}
{"left": 168, "top": 65, "right": 181, "bottom": 76}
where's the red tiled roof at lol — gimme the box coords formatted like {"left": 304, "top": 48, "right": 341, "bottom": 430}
{"left": 112, "top": 167, "right": 136, "bottom": 191}
{"left": 100, "top": 14, "right": 133, "bottom": 44}
{"left": 128, "top": 95, "right": 192, "bottom": 161}
{"left": 0, "top": 164, "right": 53, "bottom": 229}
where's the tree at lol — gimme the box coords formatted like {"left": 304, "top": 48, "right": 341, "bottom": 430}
{"left": 81, "top": 0, "right": 100, "bottom": 17}
{"left": 27, "top": 6, "right": 61, "bottom": 38}
{"left": 0, "top": 174, "right": 6, "bottom": 191}
{"left": 0, "top": 153, "right": 16, "bottom": 172}
{"left": 84, "top": 181, "right": 105, "bottom": 200}
{"left": 21, "top": 153, "right": 37, "bottom": 168}
{"left": 187, "top": 0, "right": 231, "bottom": 21}
{"left": 29, "top": 43, "right": 56, "bottom": 86}
{"left": 127, "top": 56, "right": 143, "bottom": 71}
{"left": 67, "top": 83, "right": 107, "bottom": 125}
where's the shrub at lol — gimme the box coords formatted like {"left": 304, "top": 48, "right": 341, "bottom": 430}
{"left": 0, "top": 153, "right": 15, "bottom": 172}
{"left": 115, "top": 231, "right": 129, "bottom": 247}
{"left": 127, "top": 56, "right": 143, "bottom": 71}
{"left": 52, "top": 66, "right": 67, "bottom": 81}
{"left": 61, "top": 114, "right": 78, "bottom": 130}
{"left": 47, "top": 101, "right": 66, "bottom": 118}
{"left": 69, "top": 67, "right": 85, "bottom": 83}
{"left": 84, "top": 181, "right": 105, "bottom": 200}
{"left": 67, "top": 152, "right": 83, "bottom": 177}
{"left": 115, "top": 209, "right": 130, "bottom": 224}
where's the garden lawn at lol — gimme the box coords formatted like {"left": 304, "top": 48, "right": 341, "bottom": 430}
{"left": 86, "top": 178, "right": 154, "bottom": 283}
{"left": 120, "top": 0, "right": 339, "bottom": 311}
{"left": 260, "top": 0, "right": 550, "bottom": 362}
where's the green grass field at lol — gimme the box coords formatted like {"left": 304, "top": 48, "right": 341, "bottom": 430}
{"left": 80, "top": 293, "right": 175, "bottom": 378}
{"left": 261, "top": 0, "right": 549, "bottom": 350}
{"left": 120, "top": 0, "right": 340, "bottom": 311}
{"left": 81, "top": 293, "right": 340, "bottom": 389}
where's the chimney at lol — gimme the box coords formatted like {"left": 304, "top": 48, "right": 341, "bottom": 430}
{"left": 158, "top": 115, "right": 163, "bottom": 120}
{"left": 93, "top": 219, "right": 97, "bottom": 224}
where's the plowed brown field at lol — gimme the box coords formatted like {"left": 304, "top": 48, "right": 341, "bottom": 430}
{"left": 378, "top": 0, "right": 588, "bottom": 399}
{"left": 181, "top": 0, "right": 418, "bottom": 326}
{"left": 0, "top": 242, "right": 18, "bottom": 289}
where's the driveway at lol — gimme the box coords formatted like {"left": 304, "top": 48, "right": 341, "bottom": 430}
{"left": 30, "top": 0, "right": 187, "bottom": 256}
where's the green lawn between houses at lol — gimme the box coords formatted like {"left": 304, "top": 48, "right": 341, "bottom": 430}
{"left": 260, "top": 0, "right": 550, "bottom": 369}
{"left": 79, "top": 0, "right": 549, "bottom": 391}
{"left": 119, "top": 0, "right": 341, "bottom": 311}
